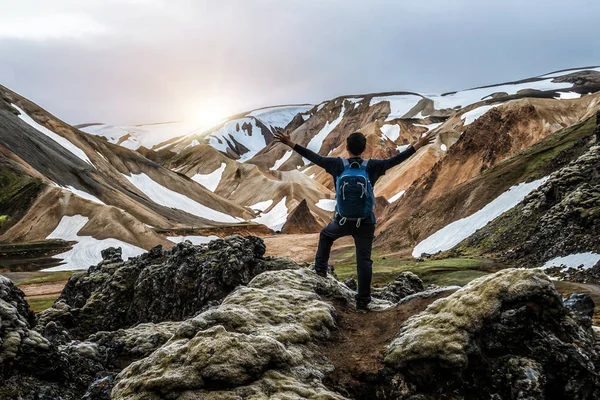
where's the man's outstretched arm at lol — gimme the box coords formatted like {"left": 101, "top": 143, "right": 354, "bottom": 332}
{"left": 273, "top": 129, "right": 340, "bottom": 173}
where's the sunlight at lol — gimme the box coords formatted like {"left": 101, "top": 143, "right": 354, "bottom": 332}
{"left": 189, "top": 103, "right": 230, "bottom": 130}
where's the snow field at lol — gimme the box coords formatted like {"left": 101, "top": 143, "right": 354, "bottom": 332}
{"left": 251, "top": 197, "right": 288, "bottom": 231}
{"left": 307, "top": 103, "right": 346, "bottom": 153}
{"left": 167, "top": 235, "right": 219, "bottom": 245}
{"left": 191, "top": 163, "right": 226, "bottom": 191}
{"left": 123, "top": 172, "right": 240, "bottom": 223}
{"left": 541, "top": 252, "right": 600, "bottom": 271}
{"left": 315, "top": 199, "right": 336, "bottom": 212}
{"left": 44, "top": 215, "right": 145, "bottom": 271}
{"left": 412, "top": 177, "right": 548, "bottom": 257}
{"left": 270, "top": 150, "right": 293, "bottom": 170}
{"left": 13, "top": 105, "right": 92, "bottom": 165}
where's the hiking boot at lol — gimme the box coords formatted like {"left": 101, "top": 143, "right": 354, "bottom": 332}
{"left": 356, "top": 300, "right": 370, "bottom": 313}
{"left": 315, "top": 268, "right": 327, "bottom": 278}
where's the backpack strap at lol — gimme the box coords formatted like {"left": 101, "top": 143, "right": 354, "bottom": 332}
{"left": 361, "top": 159, "right": 369, "bottom": 168}
{"left": 342, "top": 158, "right": 349, "bottom": 167}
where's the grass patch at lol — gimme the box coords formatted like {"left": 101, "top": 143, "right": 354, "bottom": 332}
{"left": 10, "top": 270, "right": 74, "bottom": 286}
{"left": 331, "top": 248, "right": 501, "bottom": 287}
{"left": 27, "top": 297, "right": 57, "bottom": 313}
{"left": 0, "top": 215, "right": 8, "bottom": 227}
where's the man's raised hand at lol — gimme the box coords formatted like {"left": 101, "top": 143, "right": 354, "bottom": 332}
{"left": 273, "top": 129, "right": 296, "bottom": 148}
{"left": 413, "top": 130, "right": 438, "bottom": 151}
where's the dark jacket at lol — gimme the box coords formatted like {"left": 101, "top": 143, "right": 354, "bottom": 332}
{"left": 293, "top": 144, "right": 416, "bottom": 223}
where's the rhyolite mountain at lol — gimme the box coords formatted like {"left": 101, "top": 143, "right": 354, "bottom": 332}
{"left": 1, "top": 66, "right": 600, "bottom": 273}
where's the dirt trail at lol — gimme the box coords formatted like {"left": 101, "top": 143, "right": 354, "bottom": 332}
{"left": 323, "top": 292, "right": 451, "bottom": 397}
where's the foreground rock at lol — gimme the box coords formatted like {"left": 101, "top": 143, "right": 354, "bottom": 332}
{"left": 37, "top": 235, "right": 296, "bottom": 340}
{"left": 112, "top": 268, "right": 392, "bottom": 399}
{"left": 384, "top": 268, "right": 600, "bottom": 399}
{"left": 372, "top": 271, "right": 425, "bottom": 302}
{"left": 0, "top": 275, "right": 104, "bottom": 399}
{"left": 4, "top": 236, "right": 600, "bottom": 399}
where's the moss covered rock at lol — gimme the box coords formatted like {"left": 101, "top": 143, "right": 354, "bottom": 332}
{"left": 384, "top": 268, "right": 600, "bottom": 399}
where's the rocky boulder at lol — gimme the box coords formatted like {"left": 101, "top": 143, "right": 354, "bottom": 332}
{"left": 111, "top": 268, "right": 393, "bottom": 399}
{"left": 36, "top": 235, "right": 297, "bottom": 340}
{"left": 384, "top": 268, "right": 600, "bottom": 399}
{"left": 372, "top": 271, "right": 424, "bottom": 302}
{"left": 0, "top": 275, "right": 104, "bottom": 399}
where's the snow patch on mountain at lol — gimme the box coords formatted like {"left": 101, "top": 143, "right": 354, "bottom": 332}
{"left": 13, "top": 105, "right": 92, "bottom": 165}
{"left": 63, "top": 186, "right": 105, "bottom": 205}
{"left": 82, "top": 121, "right": 198, "bottom": 150}
{"left": 270, "top": 150, "right": 293, "bottom": 170}
{"left": 251, "top": 197, "right": 288, "bottom": 231}
{"left": 414, "top": 122, "right": 443, "bottom": 132}
{"left": 430, "top": 78, "right": 573, "bottom": 110}
{"left": 369, "top": 94, "right": 422, "bottom": 121}
{"left": 123, "top": 172, "right": 240, "bottom": 223}
{"left": 204, "top": 118, "right": 267, "bottom": 162}
{"left": 412, "top": 177, "right": 549, "bottom": 257}
{"left": 541, "top": 252, "right": 600, "bottom": 271}
{"left": 249, "top": 199, "right": 273, "bottom": 212}
{"left": 45, "top": 215, "right": 145, "bottom": 271}
{"left": 554, "top": 91, "right": 582, "bottom": 100}
{"left": 461, "top": 105, "right": 499, "bottom": 126}
{"left": 380, "top": 124, "right": 401, "bottom": 141}
{"left": 307, "top": 104, "right": 346, "bottom": 153}
{"left": 191, "top": 163, "right": 226, "bottom": 192}
{"left": 388, "top": 190, "right": 406, "bottom": 203}
{"left": 316, "top": 199, "right": 336, "bottom": 212}
{"left": 249, "top": 105, "right": 312, "bottom": 130}
{"left": 167, "top": 235, "right": 219, "bottom": 245}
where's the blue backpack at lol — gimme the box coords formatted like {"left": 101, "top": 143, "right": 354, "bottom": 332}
{"left": 335, "top": 159, "right": 375, "bottom": 226}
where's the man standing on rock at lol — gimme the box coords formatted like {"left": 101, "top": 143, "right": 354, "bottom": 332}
{"left": 274, "top": 128, "right": 435, "bottom": 311}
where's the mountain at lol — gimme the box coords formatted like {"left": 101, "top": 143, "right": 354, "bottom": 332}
{"left": 0, "top": 85, "right": 256, "bottom": 270}
{"left": 2, "top": 66, "right": 600, "bottom": 272}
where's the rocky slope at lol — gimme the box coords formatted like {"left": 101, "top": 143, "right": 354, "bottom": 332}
{"left": 2, "top": 237, "right": 598, "bottom": 399}
{"left": 376, "top": 103, "right": 600, "bottom": 255}
{"left": 455, "top": 133, "right": 599, "bottom": 268}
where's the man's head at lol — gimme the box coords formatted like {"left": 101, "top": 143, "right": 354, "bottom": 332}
{"left": 346, "top": 132, "right": 366, "bottom": 156}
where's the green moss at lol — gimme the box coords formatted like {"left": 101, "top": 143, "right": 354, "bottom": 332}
{"left": 28, "top": 297, "right": 57, "bottom": 313}
{"left": 0, "top": 167, "right": 43, "bottom": 233}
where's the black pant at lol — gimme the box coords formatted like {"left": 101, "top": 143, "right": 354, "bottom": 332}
{"left": 315, "top": 219, "right": 375, "bottom": 303}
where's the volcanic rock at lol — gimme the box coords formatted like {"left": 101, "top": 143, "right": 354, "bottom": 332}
{"left": 384, "top": 268, "right": 600, "bottom": 399}
{"left": 36, "top": 235, "right": 297, "bottom": 340}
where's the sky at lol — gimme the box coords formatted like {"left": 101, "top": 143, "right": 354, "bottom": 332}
{"left": 1, "top": 0, "right": 599, "bottom": 126}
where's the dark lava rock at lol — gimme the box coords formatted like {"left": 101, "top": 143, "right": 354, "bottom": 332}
{"left": 100, "top": 246, "right": 122, "bottom": 262}
{"left": 36, "top": 235, "right": 296, "bottom": 340}
{"left": 384, "top": 269, "right": 600, "bottom": 400}
{"left": 372, "top": 271, "right": 425, "bottom": 302}
{"left": 343, "top": 277, "right": 357, "bottom": 291}
{"left": 564, "top": 292, "right": 595, "bottom": 323}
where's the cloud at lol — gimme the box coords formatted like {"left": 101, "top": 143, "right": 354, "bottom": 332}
{"left": 1, "top": 0, "right": 599, "bottom": 125}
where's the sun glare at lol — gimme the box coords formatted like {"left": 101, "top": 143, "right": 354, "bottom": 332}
{"left": 189, "top": 104, "right": 230, "bottom": 130}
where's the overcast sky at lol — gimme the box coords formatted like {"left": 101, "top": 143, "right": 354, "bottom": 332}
{"left": 1, "top": 0, "right": 599, "bottom": 125}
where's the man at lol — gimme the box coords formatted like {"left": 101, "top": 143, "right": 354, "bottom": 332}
{"left": 274, "top": 128, "right": 436, "bottom": 311}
